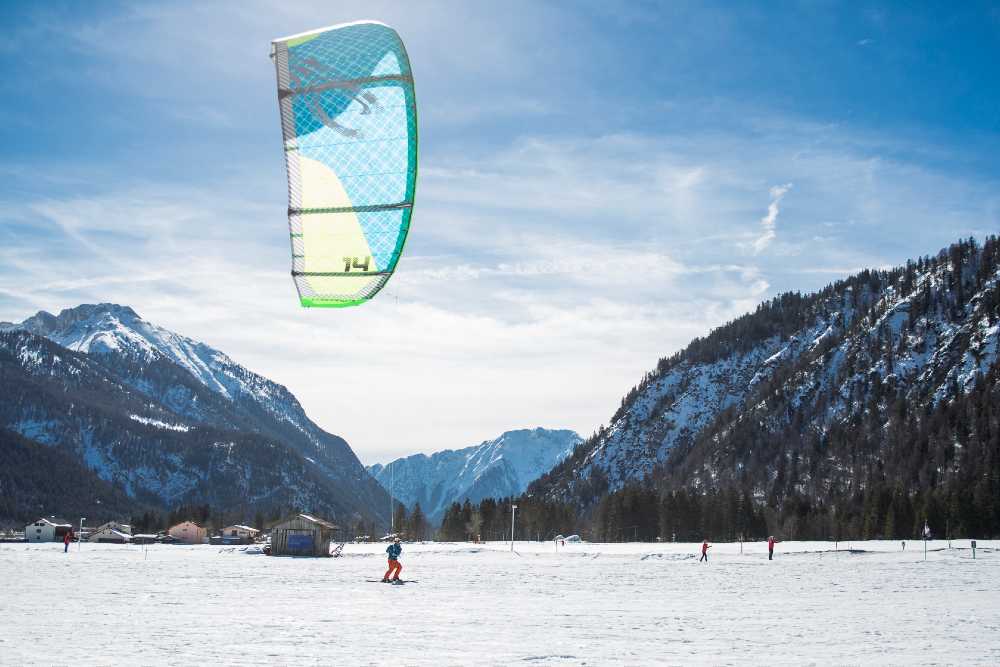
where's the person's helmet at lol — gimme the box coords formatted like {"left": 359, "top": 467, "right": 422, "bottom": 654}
{"left": 394, "top": 537, "right": 400, "bottom": 543}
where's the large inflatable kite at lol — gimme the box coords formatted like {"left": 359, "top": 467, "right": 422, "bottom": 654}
{"left": 271, "top": 21, "right": 417, "bottom": 307}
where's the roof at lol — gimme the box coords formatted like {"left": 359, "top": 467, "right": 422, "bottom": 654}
{"left": 26, "top": 518, "right": 72, "bottom": 528}
{"left": 92, "top": 528, "right": 130, "bottom": 539}
{"left": 169, "top": 521, "right": 203, "bottom": 530}
{"left": 225, "top": 525, "right": 260, "bottom": 532}
{"left": 280, "top": 513, "right": 338, "bottom": 530}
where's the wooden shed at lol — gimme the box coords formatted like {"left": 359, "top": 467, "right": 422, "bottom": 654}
{"left": 270, "top": 514, "right": 339, "bottom": 557}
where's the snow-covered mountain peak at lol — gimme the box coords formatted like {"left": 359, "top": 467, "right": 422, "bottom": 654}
{"left": 8, "top": 303, "right": 248, "bottom": 401}
{"left": 368, "top": 428, "right": 582, "bottom": 523}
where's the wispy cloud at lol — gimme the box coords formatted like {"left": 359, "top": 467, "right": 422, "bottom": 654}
{"left": 753, "top": 183, "right": 793, "bottom": 254}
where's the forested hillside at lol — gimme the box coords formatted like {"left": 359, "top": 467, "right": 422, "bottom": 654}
{"left": 509, "top": 237, "right": 1000, "bottom": 541}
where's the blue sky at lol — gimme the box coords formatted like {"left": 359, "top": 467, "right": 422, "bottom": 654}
{"left": 1, "top": 1, "right": 998, "bottom": 463}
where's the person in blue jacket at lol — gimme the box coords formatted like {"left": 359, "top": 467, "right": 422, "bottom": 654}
{"left": 382, "top": 537, "right": 402, "bottom": 582}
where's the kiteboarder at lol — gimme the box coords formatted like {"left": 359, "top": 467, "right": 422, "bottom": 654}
{"left": 768, "top": 535, "right": 778, "bottom": 560}
{"left": 382, "top": 537, "right": 402, "bottom": 582}
{"left": 700, "top": 539, "right": 710, "bottom": 563}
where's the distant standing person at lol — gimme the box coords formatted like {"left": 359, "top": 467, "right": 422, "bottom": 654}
{"left": 63, "top": 529, "right": 73, "bottom": 553}
{"left": 768, "top": 535, "right": 777, "bottom": 560}
{"left": 382, "top": 537, "right": 402, "bottom": 582}
{"left": 700, "top": 539, "right": 711, "bottom": 563}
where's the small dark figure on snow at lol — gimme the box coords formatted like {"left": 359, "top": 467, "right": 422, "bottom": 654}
{"left": 63, "top": 529, "right": 73, "bottom": 553}
{"left": 700, "top": 539, "right": 711, "bottom": 562}
{"left": 382, "top": 537, "right": 402, "bottom": 582}
{"left": 768, "top": 535, "right": 778, "bottom": 560}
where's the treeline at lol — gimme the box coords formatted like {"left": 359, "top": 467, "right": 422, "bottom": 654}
{"left": 592, "top": 482, "right": 993, "bottom": 543}
{"left": 387, "top": 502, "right": 430, "bottom": 540}
{"left": 593, "top": 487, "right": 769, "bottom": 542}
{"left": 438, "top": 496, "right": 578, "bottom": 542}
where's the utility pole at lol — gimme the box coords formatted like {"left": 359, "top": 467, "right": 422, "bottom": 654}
{"left": 78, "top": 517, "right": 86, "bottom": 552}
{"left": 510, "top": 504, "right": 518, "bottom": 552}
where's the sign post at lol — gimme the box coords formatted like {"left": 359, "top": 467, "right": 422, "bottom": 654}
{"left": 923, "top": 522, "right": 930, "bottom": 561}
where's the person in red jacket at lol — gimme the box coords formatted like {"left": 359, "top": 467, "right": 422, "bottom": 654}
{"left": 700, "top": 539, "right": 710, "bottom": 562}
{"left": 768, "top": 535, "right": 778, "bottom": 560}
{"left": 63, "top": 529, "right": 73, "bottom": 553}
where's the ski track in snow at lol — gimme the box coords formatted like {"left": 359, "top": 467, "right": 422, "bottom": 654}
{"left": 1, "top": 540, "right": 997, "bottom": 666}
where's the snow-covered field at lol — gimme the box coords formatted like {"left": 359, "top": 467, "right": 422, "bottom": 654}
{"left": 1, "top": 540, "right": 997, "bottom": 665}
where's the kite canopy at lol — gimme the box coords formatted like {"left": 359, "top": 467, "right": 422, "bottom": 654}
{"left": 271, "top": 21, "right": 417, "bottom": 308}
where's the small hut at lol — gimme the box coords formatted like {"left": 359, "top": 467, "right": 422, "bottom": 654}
{"left": 270, "top": 514, "right": 338, "bottom": 557}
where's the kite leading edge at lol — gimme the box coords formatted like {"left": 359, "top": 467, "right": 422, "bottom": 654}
{"left": 271, "top": 21, "right": 417, "bottom": 307}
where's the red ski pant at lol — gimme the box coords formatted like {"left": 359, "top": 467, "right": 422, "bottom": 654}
{"left": 384, "top": 558, "right": 402, "bottom": 580}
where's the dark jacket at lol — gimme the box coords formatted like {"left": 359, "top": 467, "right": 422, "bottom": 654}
{"left": 387, "top": 543, "right": 402, "bottom": 560}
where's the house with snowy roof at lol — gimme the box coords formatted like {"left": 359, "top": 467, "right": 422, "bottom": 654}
{"left": 88, "top": 527, "right": 131, "bottom": 544}
{"left": 92, "top": 521, "right": 132, "bottom": 536}
{"left": 24, "top": 518, "right": 73, "bottom": 542}
{"left": 222, "top": 525, "right": 261, "bottom": 544}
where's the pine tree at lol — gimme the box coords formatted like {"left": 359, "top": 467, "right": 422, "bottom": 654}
{"left": 409, "top": 503, "right": 427, "bottom": 541}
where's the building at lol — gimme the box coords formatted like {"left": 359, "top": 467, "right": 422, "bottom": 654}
{"left": 92, "top": 521, "right": 131, "bottom": 536}
{"left": 24, "top": 518, "right": 73, "bottom": 543}
{"left": 167, "top": 521, "right": 207, "bottom": 544}
{"left": 88, "top": 527, "right": 131, "bottom": 544}
{"left": 221, "top": 525, "right": 261, "bottom": 544}
{"left": 270, "top": 514, "right": 339, "bottom": 557}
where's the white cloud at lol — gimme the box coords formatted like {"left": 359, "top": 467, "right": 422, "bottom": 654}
{"left": 753, "top": 183, "right": 793, "bottom": 254}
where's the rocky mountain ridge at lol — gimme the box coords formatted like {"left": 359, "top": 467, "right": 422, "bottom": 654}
{"left": 0, "top": 304, "right": 389, "bottom": 527}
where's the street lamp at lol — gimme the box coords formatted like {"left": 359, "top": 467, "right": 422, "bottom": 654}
{"left": 510, "top": 504, "right": 518, "bottom": 553}
{"left": 78, "top": 517, "right": 86, "bottom": 551}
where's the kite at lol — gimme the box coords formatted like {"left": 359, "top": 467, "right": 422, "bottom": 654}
{"left": 271, "top": 21, "right": 417, "bottom": 307}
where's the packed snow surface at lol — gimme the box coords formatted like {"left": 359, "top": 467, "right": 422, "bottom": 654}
{"left": 0, "top": 540, "right": 996, "bottom": 665}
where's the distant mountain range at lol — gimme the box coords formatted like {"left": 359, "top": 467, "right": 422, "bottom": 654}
{"left": 368, "top": 428, "right": 581, "bottom": 524}
{"left": 0, "top": 304, "right": 389, "bottom": 528}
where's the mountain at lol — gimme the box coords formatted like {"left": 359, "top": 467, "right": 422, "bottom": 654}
{"left": 530, "top": 237, "right": 1000, "bottom": 538}
{"left": 0, "top": 304, "right": 389, "bottom": 528}
{"left": 0, "top": 427, "right": 141, "bottom": 527}
{"left": 368, "top": 428, "right": 581, "bottom": 523}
